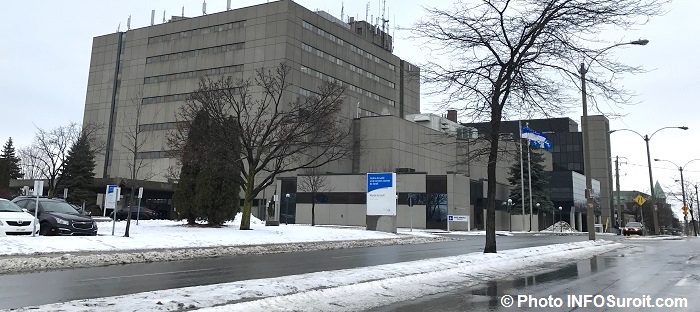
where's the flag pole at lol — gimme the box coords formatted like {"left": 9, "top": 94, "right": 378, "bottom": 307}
{"left": 527, "top": 122, "right": 533, "bottom": 232}
{"left": 519, "top": 120, "right": 526, "bottom": 231}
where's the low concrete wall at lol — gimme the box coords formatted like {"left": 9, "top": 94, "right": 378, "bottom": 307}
{"left": 367, "top": 215, "right": 397, "bottom": 233}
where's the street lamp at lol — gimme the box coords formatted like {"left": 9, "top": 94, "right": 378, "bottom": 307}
{"left": 580, "top": 39, "right": 648, "bottom": 241}
{"left": 503, "top": 199, "right": 513, "bottom": 232}
{"left": 609, "top": 126, "right": 688, "bottom": 235}
{"left": 558, "top": 206, "right": 563, "bottom": 232}
{"left": 536, "top": 203, "right": 540, "bottom": 231}
{"left": 285, "top": 193, "right": 290, "bottom": 225}
{"left": 654, "top": 158, "right": 700, "bottom": 236}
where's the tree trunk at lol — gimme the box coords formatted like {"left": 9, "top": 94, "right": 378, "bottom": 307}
{"left": 311, "top": 192, "right": 316, "bottom": 226}
{"left": 124, "top": 186, "right": 135, "bottom": 237}
{"left": 484, "top": 100, "right": 503, "bottom": 254}
{"left": 240, "top": 176, "right": 255, "bottom": 230}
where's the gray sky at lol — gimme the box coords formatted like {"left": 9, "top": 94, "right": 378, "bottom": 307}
{"left": 1, "top": 0, "right": 698, "bottom": 214}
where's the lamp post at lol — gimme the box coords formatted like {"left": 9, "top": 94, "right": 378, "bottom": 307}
{"left": 558, "top": 206, "right": 563, "bottom": 232}
{"left": 610, "top": 126, "right": 688, "bottom": 235}
{"left": 285, "top": 193, "right": 290, "bottom": 225}
{"left": 503, "top": 199, "right": 513, "bottom": 232}
{"left": 580, "top": 39, "right": 648, "bottom": 240}
{"left": 535, "top": 203, "right": 540, "bottom": 231}
{"left": 654, "top": 158, "right": 700, "bottom": 236}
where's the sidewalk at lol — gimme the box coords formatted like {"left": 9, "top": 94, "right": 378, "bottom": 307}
{"left": 15, "top": 240, "right": 621, "bottom": 312}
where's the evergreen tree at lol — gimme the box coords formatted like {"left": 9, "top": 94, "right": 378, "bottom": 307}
{"left": 1, "top": 138, "right": 22, "bottom": 179}
{"left": 507, "top": 145, "right": 553, "bottom": 216}
{"left": 55, "top": 134, "right": 96, "bottom": 208}
{"left": 174, "top": 111, "right": 241, "bottom": 226}
{"left": 0, "top": 158, "right": 11, "bottom": 199}
{"left": 174, "top": 111, "right": 208, "bottom": 225}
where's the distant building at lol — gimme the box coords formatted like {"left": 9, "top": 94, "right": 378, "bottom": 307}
{"left": 462, "top": 117, "right": 612, "bottom": 232}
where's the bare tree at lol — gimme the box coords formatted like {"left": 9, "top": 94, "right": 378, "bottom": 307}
{"left": 411, "top": 0, "right": 665, "bottom": 253}
{"left": 17, "top": 145, "right": 45, "bottom": 180}
{"left": 170, "top": 63, "right": 354, "bottom": 230}
{"left": 26, "top": 123, "right": 81, "bottom": 196}
{"left": 297, "top": 169, "right": 334, "bottom": 226}
{"left": 119, "top": 90, "right": 159, "bottom": 237}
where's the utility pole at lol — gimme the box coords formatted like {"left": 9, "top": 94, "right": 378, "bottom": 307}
{"left": 615, "top": 156, "right": 622, "bottom": 234}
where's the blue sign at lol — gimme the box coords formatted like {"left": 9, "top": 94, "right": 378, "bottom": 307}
{"left": 367, "top": 173, "right": 393, "bottom": 193}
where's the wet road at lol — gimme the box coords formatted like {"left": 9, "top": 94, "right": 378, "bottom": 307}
{"left": 371, "top": 238, "right": 698, "bottom": 311}
{"left": 0, "top": 235, "right": 593, "bottom": 309}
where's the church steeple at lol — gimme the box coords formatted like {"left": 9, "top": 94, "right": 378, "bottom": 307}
{"left": 654, "top": 181, "right": 666, "bottom": 199}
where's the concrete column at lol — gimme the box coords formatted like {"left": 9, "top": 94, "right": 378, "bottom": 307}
{"left": 577, "top": 212, "right": 583, "bottom": 232}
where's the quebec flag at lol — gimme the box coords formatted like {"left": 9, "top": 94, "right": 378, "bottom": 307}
{"left": 522, "top": 127, "right": 553, "bottom": 151}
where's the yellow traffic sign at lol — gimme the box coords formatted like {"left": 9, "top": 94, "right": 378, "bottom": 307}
{"left": 634, "top": 194, "right": 647, "bottom": 206}
{"left": 683, "top": 206, "right": 689, "bottom": 215}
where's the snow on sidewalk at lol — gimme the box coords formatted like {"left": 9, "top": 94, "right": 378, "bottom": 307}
{"left": 0, "top": 213, "right": 409, "bottom": 256}
{"left": 0, "top": 214, "right": 449, "bottom": 274}
{"left": 15, "top": 240, "right": 621, "bottom": 312}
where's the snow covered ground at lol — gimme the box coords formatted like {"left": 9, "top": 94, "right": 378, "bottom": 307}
{"left": 14, "top": 240, "right": 621, "bottom": 312}
{"left": 0, "top": 214, "right": 449, "bottom": 274}
{"left": 1, "top": 213, "right": 426, "bottom": 256}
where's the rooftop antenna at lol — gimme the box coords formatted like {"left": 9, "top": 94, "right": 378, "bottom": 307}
{"left": 202, "top": 0, "right": 207, "bottom": 15}
{"left": 365, "top": 2, "right": 369, "bottom": 21}
{"left": 151, "top": 10, "right": 155, "bottom": 26}
{"left": 182, "top": 6, "right": 185, "bottom": 17}
{"left": 127, "top": 15, "right": 131, "bottom": 30}
{"left": 163, "top": 10, "right": 166, "bottom": 23}
{"left": 227, "top": 0, "right": 231, "bottom": 10}
{"left": 117, "top": 22, "right": 121, "bottom": 33}
{"left": 341, "top": 2, "right": 344, "bottom": 22}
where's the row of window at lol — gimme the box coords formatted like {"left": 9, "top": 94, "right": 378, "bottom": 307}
{"left": 148, "top": 21, "right": 245, "bottom": 44}
{"left": 302, "top": 20, "right": 396, "bottom": 71}
{"left": 142, "top": 92, "right": 190, "bottom": 105}
{"left": 300, "top": 65, "right": 395, "bottom": 107}
{"left": 138, "top": 122, "right": 184, "bottom": 132}
{"left": 144, "top": 65, "right": 243, "bottom": 84}
{"left": 301, "top": 43, "right": 396, "bottom": 89}
{"left": 136, "top": 151, "right": 171, "bottom": 159}
{"left": 145, "top": 42, "right": 244, "bottom": 64}
{"left": 301, "top": 43, "right": 395, "bottom": 89}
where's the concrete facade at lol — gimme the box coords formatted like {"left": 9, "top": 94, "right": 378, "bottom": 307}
{"left": 83, "top": 0, "right": 420, "bottom": 183}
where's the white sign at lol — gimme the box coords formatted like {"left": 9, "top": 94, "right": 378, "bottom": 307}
{"left": 32, "top": 180, "right": 44, "bottom": 196}
{"left": 105, "top": 185, "right": 118, "bottom": 209}
{"left": 366, "top": 172, "right": 397, "bottom": 216}
{"left": 137, "top": 187, "right": 143, "bottom": 199}
{"left": 448, "top": 215, "right": 469, "bottom": 222}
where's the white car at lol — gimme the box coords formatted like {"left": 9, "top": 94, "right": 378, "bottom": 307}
{"left": 0, "top": 198, "right": 38, "bottom": 236}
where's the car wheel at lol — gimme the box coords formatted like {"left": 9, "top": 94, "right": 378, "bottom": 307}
{"left": 39, "top": 222, "right": 53, "bottom": 236}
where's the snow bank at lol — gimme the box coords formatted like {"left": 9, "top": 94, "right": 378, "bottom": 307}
{"left": 16, "top": 240, "right": 621, "bottom": 312}
{"left": 542, "top": 221, "right": 578, "bottom": 232}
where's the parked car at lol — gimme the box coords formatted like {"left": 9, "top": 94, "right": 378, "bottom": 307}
{"left": 110, "top": 206, "right": 158, "bottom": 221}
{"left": 0, "top": 199, "right": 38, "bottom": 236}
{"left": 11, "top": 197, "right": 97, "bottom": 236}
{"left": 622, "top": 221, "right": 645, "bottom": 236}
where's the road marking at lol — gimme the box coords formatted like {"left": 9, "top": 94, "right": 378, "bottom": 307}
{"left": 78, "top": 267, "right": 217, "bottom": 282}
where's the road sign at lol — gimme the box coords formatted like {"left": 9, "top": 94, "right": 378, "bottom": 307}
{"left": 683, "top": 206, "right": 689, "bottom": 215}
{"left": 634, "top": 194, "right": 647, "bottom": 206}
{"left": 137, "top": 187, "right": 144, "bottom": 199}
{"left": 448, "top": 215, "right": 469, "bottom": 222}
{"left": 32, "top": 180, "right": 44, "bottom": 196}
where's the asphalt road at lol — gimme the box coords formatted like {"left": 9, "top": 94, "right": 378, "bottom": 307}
{"left": 370, "top": 237, "right": 698, "bottom": 312}
{"left": 0, "top": 234, "right": 593, "bottom": 309}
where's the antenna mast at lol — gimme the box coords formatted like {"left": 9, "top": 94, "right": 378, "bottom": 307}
{"left": 163, "top": 10, "right": 166, "bottom": 23}
{"left": 127, "top": 15, "right": 131, "bottom": 30}
{"left": 202, "top": 0, "right": 207, "bottom": 15}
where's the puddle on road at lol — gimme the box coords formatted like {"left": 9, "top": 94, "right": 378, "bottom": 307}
{"left": 372, "top": 247, "right": 640, "bottom": 312}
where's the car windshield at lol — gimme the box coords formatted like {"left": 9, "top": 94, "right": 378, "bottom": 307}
{"left": 626, "top": 222, "right": 642, "bottom": 227}
{"left": 0, "top": 200, "right": 23, "bottom": 213}
{"left": 41, "top": 201, "right": 81, "bottom": 215}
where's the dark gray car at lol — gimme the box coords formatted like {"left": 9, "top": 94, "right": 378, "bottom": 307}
{"left": 11, "top": 197, "right": 97, "bottom": 236}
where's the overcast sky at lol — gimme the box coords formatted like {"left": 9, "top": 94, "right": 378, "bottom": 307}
{"left": 1, "top": 0, "right": 697, "bottom": 214}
